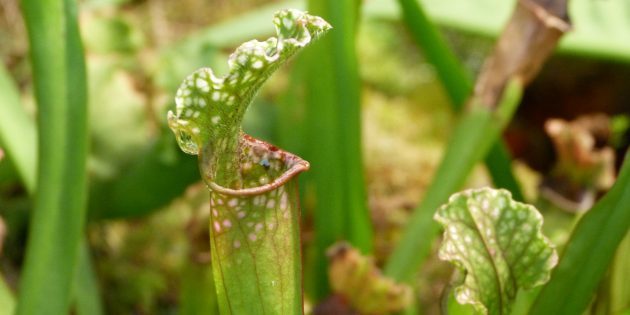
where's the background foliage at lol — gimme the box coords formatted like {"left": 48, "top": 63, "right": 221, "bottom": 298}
{"left": 0, "top": 0, "right": 628, "bottom": 314}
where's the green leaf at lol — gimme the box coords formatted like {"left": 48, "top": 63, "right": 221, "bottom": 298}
{"left": 0, "top": 63, "right": 37, "bottom": 193}
{"left": 385, "top": 80, "right": 523, "bottom": 282}
{"left": 17, "top": 0, "right": 90, "bottom": 313}
{"left": 303, "top": 0, "right": 374, "bottom": 299}
{"left": 396, "top": 0, "right": 524, "bottom": 202}
{"left": 434, "top": 188, "right": 558, "bottom": 315}
{"left": 73, "top": 242, "right": 104, "bottom": 315}
{"left": 531, "top": 151, "right": 630, "bottom": 314}
{"left": 0, "top": 23, "right": 103, "bottom": 315}
{"left": 611, "top": 232, "right": 630, "bottom": 314}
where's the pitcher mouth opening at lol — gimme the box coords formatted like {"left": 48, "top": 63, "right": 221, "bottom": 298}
{"left": 205, "top": 134, "right": 309, "bottom": 196}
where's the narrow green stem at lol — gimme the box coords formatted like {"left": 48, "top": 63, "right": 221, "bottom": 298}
{"left": 73, "top": 242, "right": 104, "bottom": 315}
{"left": 485, "top": 144, "right": 524, "bottom": 201}
{"left": 397, "top": 0, "right": 471, "bottom": 109}
{"left": 0, "top": 33, "right": 102, "bottom": 315}
{"left": 17, "top": 0, "right": 89, "bottom": 313}
{"left": 397, "top": 0, "right": 524, "bottom": 201}
{"left": 384, "top": 80, "right": 523, "bottom": 281}
{"left": 305, "top": 0, "right": 374, "bottom": 299}
{"left": 0, "top": 63, "right": 37, "bottom": 193}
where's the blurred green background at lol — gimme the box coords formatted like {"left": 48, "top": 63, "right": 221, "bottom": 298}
{"left": 0, "top": 0, "right": 629, "bottom": 314}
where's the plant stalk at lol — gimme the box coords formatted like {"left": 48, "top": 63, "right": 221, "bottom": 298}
{"left": 17, "top": 0, "right": 89, "bottom": 313}
{"left": 384, "top": 80, "right": 523, "bottom": 281}
{"left": 385, "top": 0, "right": 571, "bottom": 282}
{"left": 397, "top": 0, "right": 525, "bottom": 201}
{"left": 304, "top": 0, "right": 374, "bottom": 299}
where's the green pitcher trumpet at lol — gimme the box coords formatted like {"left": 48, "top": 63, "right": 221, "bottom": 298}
{"left": 167, "top": 9, "right": 331, "bottom": 314}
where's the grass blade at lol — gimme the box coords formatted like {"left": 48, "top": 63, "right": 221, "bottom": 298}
{"left": 530, "top": 151, "right": 630, "bottom": 314}
{"left": 398, "top": 0, "right": 471, "bottom": 109}
{"left": 397, "top": 0, "right": 524, "bottom": 201}
{"left": 17, "top": 0, "right": 89, "bottom": 313}
{"left": 484, "top": 144, "right": 524, "bottom": 201}
{"left": 384, "top": 81, "right": 523, "bottom": 281}
{"left": 0, "top": 64, "right": 37, "bottom": 193}
{"left": 385, "top": 0, "right": 570, "bottom": 283}
{"left": 304, "top": 0, "right": 374, "bottom": 299}
{"left": 610, "top": 233, "right": 630, "bottom": 313}
{"left": 0, "top": 275, "right": 15, "bottom": 314}
{"left": 73, "top": 241, "right": 104, "bottom": 315}
{"left": 1, "top": 33, "right": 103, "bottom": 315}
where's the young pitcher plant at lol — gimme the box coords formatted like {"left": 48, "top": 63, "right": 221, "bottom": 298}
{"left": 167, "top": 9, "right": 330, "bottom": 314}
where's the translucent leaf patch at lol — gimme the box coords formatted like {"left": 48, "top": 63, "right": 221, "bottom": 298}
{"left": 434, "top": 188, "right": 558, "bottom": 315}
